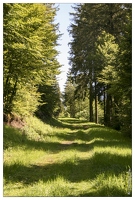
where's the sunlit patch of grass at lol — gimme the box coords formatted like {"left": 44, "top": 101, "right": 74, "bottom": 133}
{"left": 4, "top": 117, "right": 132, "bottom": 197}
{"left": 21, "top": 176, "right": 74, "bottom": 197}
{"left": 77, "top": 171, "right": 132, "bottom": 197}
{"left": 4, "top": 148, "right": 46, "bottom": 166}
{"left": 23, "top": 115, "right": 54, "bottom": 141}
{"left": 4, "top": 176, "right": 75, "bottom": 197}
{"left": 94, "top": 146, "right": 131, "bottom": 157}
{"left": 23, "top": 116, "right": 72, "bottom": 143}
{"left": 4, "top": 171, "right": 131, "bottom": 197}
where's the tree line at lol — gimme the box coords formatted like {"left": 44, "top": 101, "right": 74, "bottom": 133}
{"left": 64, "top": 3, "right": 132, "bottom": 136}
{"left": 3, "top": 3, "right": 132, "bottom": 137}
{"left": 3, "top": 3, "right": 62, "bottom": 121}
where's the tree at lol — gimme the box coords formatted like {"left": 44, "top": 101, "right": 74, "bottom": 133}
{"left": 68, "top": 3, "right": 132, "bottom": 134}
{"left": 63, "top": 76, "right": 91, "bottom": 120}
{"left": 64, "top": 80, "right": 76, "bottom": 118}
{"left": 117, "top": 8, "right": 132, "bottom": 135}
{"left": 36, "top": 77, "right": 62, "bottom": 119}
{"left": 3, "top": 3, "right": 61, "bottom": 118}
{"left": 96, "top": 31, "right": 119, "bottom": 127}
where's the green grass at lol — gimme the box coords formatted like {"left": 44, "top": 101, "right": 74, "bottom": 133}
{"left": 3, "top": 117, "right": 132, "bottom": 197}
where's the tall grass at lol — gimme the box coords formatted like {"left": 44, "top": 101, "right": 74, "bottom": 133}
{"left": 3, "top": 117, "right": 132, "bottom": 196}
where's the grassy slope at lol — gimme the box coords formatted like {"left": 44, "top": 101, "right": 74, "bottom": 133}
{"left": 3, "top": 116, "right": 132, "bottom": 197}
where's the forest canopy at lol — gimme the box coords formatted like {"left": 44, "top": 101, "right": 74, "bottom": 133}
{"left": 3, "top": 3, "right": 62, "bottom": 119}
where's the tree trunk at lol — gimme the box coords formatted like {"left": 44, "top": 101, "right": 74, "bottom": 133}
{"left": 105, "top": 85, "right": 112, "bottom": 127}
{"left": 103, "top": 86, "right": 106, "bottom": 125}
{"left": 89, "top": 79, "right": 93, "bottom": 122}
{"left": 95, "top": 95, "right": 98, "bottom": 123}
{"left": 95, "top": 81, "right": 98, "bottom": 123}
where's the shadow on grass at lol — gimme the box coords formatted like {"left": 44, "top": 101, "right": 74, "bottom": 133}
{"left": 53, "top": 127, "right": 131, "bottom": 149}
{"left": 3, "top": 125, "right": 93, "bottom": 153}
{"left": 41, "top": 117, "right": 104, "bottom": 130}
{"left": 59, "top": 118, "right": 88, "bottom": 124}
{"left": 4, "top": 151, "right": 131, "bottom": 187}
{"left": 36, "top": 117, "right": 78, "bottom": 130}
{"left": 4, "top": 123, "right": 132, "bottom": 196}
{"left": 79, "top": 184, "right": 130, "bottom": 197}
{"left": 4, "top": 124, "right": 131, "bottom": 154}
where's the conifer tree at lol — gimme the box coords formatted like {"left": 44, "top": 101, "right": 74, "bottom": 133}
{"left": 68, "top": 3, "right": 132, "bottom": 134}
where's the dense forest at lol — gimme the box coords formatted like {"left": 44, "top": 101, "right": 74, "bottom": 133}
{"left": 3, "top": 3, "right": 132, "bottom": 137}
{"left": 64, "top": 3, "right": 132, "bottom": 136}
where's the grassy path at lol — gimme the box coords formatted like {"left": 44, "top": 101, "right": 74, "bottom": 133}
{"left": 3, "top": 117, "right": 132, "bottom": 196}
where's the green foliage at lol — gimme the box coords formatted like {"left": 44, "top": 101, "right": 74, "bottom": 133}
{"left": 12, "top": 83, "right": 40, "bottom": 117}
{"left": 68, "top": 3, "right": 132, "bottom": 135}
{"left": 36, "top": 78, "right": 62, "bottom": 119}
{"left": 117, "top": 11, "right": 132, "bottom": 136}
{"left": 63, "top": 81, "right": 76, "bottom": 118}
{"left": 75, "top": 97, "right": 89, "bottom": 120}
{"left": 3, "top": 3, "right": 61, "bottom": 117}
{"left": 63, "top": 79, "right": 92, "bottom": 120}
{"left": 96, "top": 31, "right": 119, "bottom": 85}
